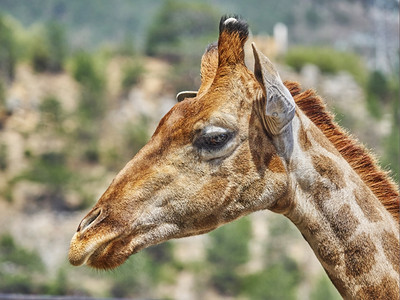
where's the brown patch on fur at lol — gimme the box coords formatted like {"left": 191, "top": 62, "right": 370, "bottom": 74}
{"left": 267, "top": 154, "right": 286, "bottom": 173}
{"left": 306, "top": 220, "right": 321, "bottom": 236}
{"left": 240, "top": 179, "right": 266, "bottom": 205}
{"left": 312, "top": 183, "right": 359, "bottom": 242}
{"left": 198, "top": 178, "right": 230, "bottom": 211}
{"left": 233, "top": 151, "right": 251, "bottom": 176}
{"left": 329, "top": 204, "right": 359, "bottom": 242}
{"left": 248, "top": 111, "right": 281, "bottom": 175}
{"left": 381, "top": 276, "right": 400, "bottom": 299}
{"left": 344, "top": 233, "right": 376, "bottom": 278}
{"left": 381, "top": 230, "right": 400, "bottom": 273}
{"left": 298, "top": 120, "right": 312, "bottom": 151}
{"left": 311, "top": 154, "right": 346, "bottom": 189}
{"left": 305, "top": 220, "right": 341, "bottom": 266}
{"left": 312, "top": 181, "right": 332, "bottom": 211}
{"left": 354, "top": 188, "right": 383, "bottom": 222}
{"left": 285, "top": 81, "right": 400, "bottom": 222}
{"left": 317, "top": 235, "right": 341, "bottom": 266}
{"left": 356, "top": 276, "right": 399, "bottom": 300}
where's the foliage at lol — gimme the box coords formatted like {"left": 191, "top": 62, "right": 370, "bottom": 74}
{"left": 30, "top": 21, "right": 68, "bottom": 73}
{"left": 207, "top": 216, "right": 251, "bottom": 295}
{"left": 0, "top": 143, "right": 7, "bottom": 171}
{"left": 0, "top": 0, "right": 160, "bottom": 49}
{"left": 285, "top": 46, "right": 367, "bottom": 84}
{"left": 382, "top": 84, "right": 400, "bottom": 183}
{"left": 240, "top": 215, "right": 303, "bottom": 299}
{"left": 42, "top": 268, "right": 72, "bottom": 295}
{"left": 71, "top": 51, "right": 106, "bottom": 121}
{"left": 71, "top": 51, "right": 104, "bottom": 90}
{"left": 0, "top": 234, "right": 45, "bottom": 293}
{"left": 116, "top": 34, "right": 137, "bottom": 57}
{"left": 241, "top": 258, "right": 301, "bottom": 300}
{"left": 45, "top": 21, "right": 68, "bottom": 72}
{"left": 124, "top": 116, "right": 150, "bottom": 156}
{"left": 22, "top": 152, "right": 72, "bottom": 189}
{"left": 0, "top": 14, "right": 17, "bottom": 81}
{"left": 365, "top": 70, "right": 398, "bottom": 120}
{"left": 145, "top": 0, "right": 219, "bottom": 60}
{"left": 38, "top": 95, "right": 64, "bottom": 131}
{"left": 310, "top": 274, "right": 341, "bottom": 300}
{"left": 305, "top": 7, "right": 322, "bottom": 28}
{"left": 0, "top": 79, "right": 5, "bottom": 110}
{"left": 167, "top": 56, "right": 202, "bottom": 94}
{"left": 109, "top": 242, "right": 176, "bottom": 298}
{"left": 121, "top": 60, "right": 145, "bottom": 91}
{"left": 15, "top": 151, "right": 77, "bottom": 211}
{"left": 147, "top": 0, "right": 219, "bottom": 92}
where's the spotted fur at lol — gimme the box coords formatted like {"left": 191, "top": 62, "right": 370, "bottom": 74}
{"left": 285, "top": 81, "right": 400, "bottom": 221}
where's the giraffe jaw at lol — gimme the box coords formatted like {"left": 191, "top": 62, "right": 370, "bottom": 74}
{"left": 68, "top": 230, "right": 126, "bottom": 269}
{"left": 69, "top": 221, "right": 181, "bottom": 269}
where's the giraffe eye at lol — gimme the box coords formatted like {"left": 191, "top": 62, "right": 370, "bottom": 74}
{"left": 203, "top": 133, "right": 230, "bottom": 148}
{"left": 194, "top": 126, "right": 235, "bottom": 151}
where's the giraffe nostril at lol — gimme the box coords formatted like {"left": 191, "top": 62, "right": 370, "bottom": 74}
{"left": 77, "top": 208, "right": 102, "bottom": 233}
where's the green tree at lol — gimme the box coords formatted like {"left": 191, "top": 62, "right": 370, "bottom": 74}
{"left": 31, "top": 21, "right": 68, "bottom": 73}
{"left": 71, "top": 51, "right": 105, "bottom": 121}
{"left": 383, "top": 83, "right": 400, "bottom": 182}
{"left": 0, "top": 234, "right": 45, "bottom": 293}
{"left": 241, "top": 258, "right": 301, "bottom": 300}
{"left": 242, "top": 215, "right": 302, "bottom": 299}
{"left": 38, "top": 95, "right": 64, "bottom": 131}
{"left": 310, "top": 274, "right": 341, "bottom": 300}
{"left": 45, "top": 21, "right": 68, "bottom": 72}
{"left": 285, "top": 46, "right": 367, "bottom": 84}
{"left": 207, "top": 216, "right": 251, "bottom": 295}
{"left": 121, "top": 60, "right": 145, "bottom": 92}
{"left": 145, "top": 0, "right": 219, "bottom": 60}
{"left": 110, "top": 242, "right": 176, "bottom": 298}
{"left": 16, "top": 151, "right": 76, "bottom": 211}
{"left": 0, "top": 143, "right": 7, "bottom": 171}
{"left": 117, "top": 34, "right": 137, "bottom": 57}
{"left": 0, "top": 14, "right": 17, "bottom": 81}
{"left": 0, "top": 79, "right": 5, "bottom": 111}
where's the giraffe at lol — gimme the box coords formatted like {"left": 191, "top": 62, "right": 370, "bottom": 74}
{"left": 69, "top": 16, "right": 400, "bottom": 299}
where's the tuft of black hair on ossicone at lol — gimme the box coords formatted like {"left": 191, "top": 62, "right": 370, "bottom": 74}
{"left": 219, "top": 15, "right": 249, "bottom": 39}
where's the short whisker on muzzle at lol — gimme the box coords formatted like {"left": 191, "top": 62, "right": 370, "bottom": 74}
{"left": 78, "top": 207, "right": 102, "bottom": 233}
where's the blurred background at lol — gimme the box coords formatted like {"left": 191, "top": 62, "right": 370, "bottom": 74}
{"left": 0, "top": 0, "right": 398, "bottom": 299}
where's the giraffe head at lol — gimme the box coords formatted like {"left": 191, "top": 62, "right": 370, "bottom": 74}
{"left": 69, "top": 16, "right": 296, "bottom": 269}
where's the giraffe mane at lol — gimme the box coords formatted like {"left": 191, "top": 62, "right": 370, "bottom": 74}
{"left": 284, "top": 81, "right": 400, "bottom": 222}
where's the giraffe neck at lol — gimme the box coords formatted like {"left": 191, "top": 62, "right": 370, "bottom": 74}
{"left": 283, "top": 110, "right": 399, "bottom": 299}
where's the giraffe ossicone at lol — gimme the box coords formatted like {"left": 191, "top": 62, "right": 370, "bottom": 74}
{"left": 69, "top": 15, "right": 399, "bottom": 299}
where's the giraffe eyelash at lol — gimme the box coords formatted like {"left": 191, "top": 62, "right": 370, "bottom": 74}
{"left": 193, "top": 126, "right": 237, "bottom": 159}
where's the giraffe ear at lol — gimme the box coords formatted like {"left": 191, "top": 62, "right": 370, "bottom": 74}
{"left": 252, "top": 43, "right": 295, "bottom": 136}
{"left": 176, "top": 91, "right": 198, "bottom": 102}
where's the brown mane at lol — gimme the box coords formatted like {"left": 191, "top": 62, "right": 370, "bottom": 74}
{"left": 284, "top": 81, "right": 400, "bottom": 222}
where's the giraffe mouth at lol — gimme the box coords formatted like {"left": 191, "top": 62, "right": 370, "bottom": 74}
{"left": 69, "top": 225, "right": 155, "bottom": 270}
{"left": 68, "top": 230, "right": 131, "bottom": 269}
{"left": 85, "top": 235, "right": 140, "bottom": 269}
